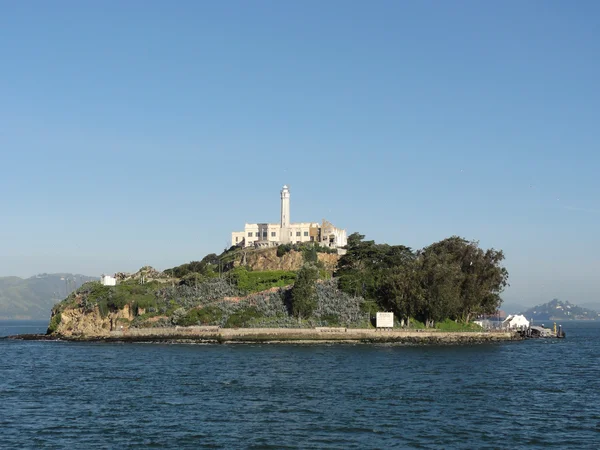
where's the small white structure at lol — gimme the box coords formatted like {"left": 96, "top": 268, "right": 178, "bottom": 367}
{"left": 502, "top": 314, "right": 529, "bottom": 330}
{"left": 376, "top": 312, "right": 394, "bottom": 328}
{"left": 100, "top": 274, "right": 116, "bottom": 286}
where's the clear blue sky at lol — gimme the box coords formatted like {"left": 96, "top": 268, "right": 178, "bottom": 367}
{"left": 1, "top": 1, "right": 599, "bottom": 307}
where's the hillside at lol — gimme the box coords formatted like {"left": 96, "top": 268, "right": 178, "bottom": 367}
{"left": 0, "top": 274, "right": 98, "bottom": 319}
{"left": 47, "top": 245, "right": 351, "bottom": 335}
{"left": 522, "top": 299, "right": 600, "bottom": 321}
{"left": 45, "top": 236, "right": 510, "bottom": 337}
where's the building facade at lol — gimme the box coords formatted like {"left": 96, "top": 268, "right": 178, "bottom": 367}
{"left": 231, "top": 185, "right": 348, "bottom": 251}
{"left": 100, "top": 274, "right": 117, "bottom": 286}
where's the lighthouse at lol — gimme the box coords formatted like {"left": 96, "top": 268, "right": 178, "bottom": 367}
{"left": 280, "top": 185, "right": 291, "bottom": 243}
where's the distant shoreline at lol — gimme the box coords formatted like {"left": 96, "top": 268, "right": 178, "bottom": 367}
{"left": 9, "top": 327, "right": 522, "bottom": 345}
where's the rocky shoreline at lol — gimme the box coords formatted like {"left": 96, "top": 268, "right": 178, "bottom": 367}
{"left": 9, "top": 327, "right": 522, "bottom": 345}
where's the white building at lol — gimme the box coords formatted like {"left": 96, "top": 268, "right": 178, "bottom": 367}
{"left": 502, "top": 314, "right": 530, "bottom": 330}
{"left": 100, "top": 274, "right": 117, "bottom": 286}
{"left": 231, "top": 185, "right": 348, "bottom": 251}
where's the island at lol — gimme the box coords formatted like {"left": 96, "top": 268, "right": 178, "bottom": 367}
{"left": 18, "top": 233, "right": 521, "bottom": 344}
{"left": 521, "top": 299, "right": 600, "bottom": 321}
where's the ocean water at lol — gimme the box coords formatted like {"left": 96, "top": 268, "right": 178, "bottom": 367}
{"left": 1, "top": 321, "right": 599, "bottom": 449}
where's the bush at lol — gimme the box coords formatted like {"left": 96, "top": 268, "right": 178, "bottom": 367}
{"left": 302, "top": 245, "right": 318, "bottom": 264}
{"left": 320, "top": 314, "right": 340, "bottom": 326}
{"left": 164, "top": 257, "right": 219, "bottom": 279}
{"left": 129, "top": 312, "right": 162, "bottom": 328}
{"left": 176, "top": 306, "right": 224, "bottom": 326}
{"left": 277, "top": 244, "right": 292, "bottom": 257}
{"left": 225, "top": 307, "right": 261, "bottom": 328}
{"left": 313, "top": 279, "right": 363, "bottom": 324}
{"left": 360, "top": 300, "right": 379, "bottom": 315}
{"left": 47, "top": 313, "right": 61, "bottom": 334}
{"left": 154, "top": 278, "right": 240, "bottom": 312}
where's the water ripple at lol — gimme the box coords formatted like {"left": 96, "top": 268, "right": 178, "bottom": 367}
{"left": 1, "top": 322, "right": 600, "bottom": 448}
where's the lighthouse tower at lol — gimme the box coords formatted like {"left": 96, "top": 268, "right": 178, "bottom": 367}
{"left": 280, "top": 185, "right": 291, "bottom": 243}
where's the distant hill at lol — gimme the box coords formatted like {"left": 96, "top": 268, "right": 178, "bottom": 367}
{"left": 0, "top": 274, "right": 97, "bottom": 319}
{"left": 522, "top": 299, "right": 600, "bottom": 321}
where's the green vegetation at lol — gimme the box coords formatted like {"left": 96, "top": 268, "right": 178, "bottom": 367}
{"left": 226, "top": 267, "right": 296, "bottom": 293}
{"left": 291, "top": 264, "right": 319, "bottom": 319}
{"left": 434, "top": 319, "right": 483, "bottom": 332}
{"left": 225, "top": 307, "right": 261, "bottom": 328}
{"left": 175, "top": 306, "right": 224, "bottom": 326}
{"left": 335, "top": 233, "right": 508, "bottom": 327}
{"left": 48, "top": 232, "right": 509, "bottom": 333}
{"left": 47, "top": 313, "right": 62, "bottom": 333}
{"left": 277, "top": 242, "right": 337, "bottom": 259}
{"left": 163, "top": 254, "right": 220, "bottom": 279}
{"left": 74, "top": 281, "right": 161, "bottom": 318}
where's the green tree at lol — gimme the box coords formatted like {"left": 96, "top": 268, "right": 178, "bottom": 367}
{"left": 291, "top": 264, "right": 319, "bottom": 319}
{"left": 418, "top": 249, "right": 462, "bottom": 326}
{"left": 420, "top": 237, "right": 509, "bottom": 323}
{"left": 336, "top": 232, "right": 416, "bottom": 303}
{"left": 377, "top": 259, "right": 423, "bottom": 326}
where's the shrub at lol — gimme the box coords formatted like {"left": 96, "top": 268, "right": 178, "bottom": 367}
{"left": 277, "top": 244, "right": 292, "bottom": 257}
{"left": 302, "top": 245, "right": 318, "bottom": 264}
{"left": 129, "top": 312, "right": 162, "bottom": 328}
{"left": 155, "top": 278, "right": 240, "bottom": 312}
{"left": 47, "top": 313, "right": 62, "bottom": 334}
{"left": 320, "top": 314, "right": 340, "bottom": 326}
{"left": 313, "top": 279, "right": 363, "bottom": 324}
{"left": 171, "top": 307, "right": 187, "bottom": 324}
{"left": 225, "top": 307, "right": 261, "bottom": 328}
{"left": 176, "top": 306, "right": 224, "bottom": 326}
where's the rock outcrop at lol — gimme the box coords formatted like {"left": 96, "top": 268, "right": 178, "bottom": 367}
{"left": 51, "top": 303, "right": 135, "bottom": 337}
{"left": 231, "top": 248, "right": 339, "bottom": 272}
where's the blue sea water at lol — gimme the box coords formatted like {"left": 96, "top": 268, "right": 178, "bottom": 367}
{"left": 1, "top": 321, "right": 599, "bottom": 449}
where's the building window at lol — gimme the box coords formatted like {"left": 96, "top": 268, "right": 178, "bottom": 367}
{"left": 262, "top": 232, "right": 267, "bottom": 238}
{"left": 304, "top": 231, "right": 308, "bottom": 236}
{"left": 290, "top": 232, "right": 292, "bottom": 236}
{"left": 248, "top": 232, "right": 253, "bottom": 237}
{"left": 271, "top": 232, "right": 276, "bottom": 237}
{"left": 235, "top": 237, "right": 238, "bottom": 242}
{"left": 296, "top": 231, "right": 301, "bottom": 236}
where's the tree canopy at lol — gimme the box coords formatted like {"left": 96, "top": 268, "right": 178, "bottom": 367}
{"left": 335, "top": 233, "right": 509, "bottom": 326}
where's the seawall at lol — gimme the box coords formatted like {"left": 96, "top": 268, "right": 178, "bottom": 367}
{"left": 14, "top": 327, "right": 522, "bottom": 344}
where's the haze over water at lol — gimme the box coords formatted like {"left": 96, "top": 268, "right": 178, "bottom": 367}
{"left": 2, "top": 321, "right": 599, "bottom": 449}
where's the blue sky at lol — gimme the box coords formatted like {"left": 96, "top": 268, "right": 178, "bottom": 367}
{"left": 1, "top": 1, "right": 599, "bottom": 306}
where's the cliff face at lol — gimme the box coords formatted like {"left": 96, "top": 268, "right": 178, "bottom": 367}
{"left": 317, "top": 253, "right": 339, "bottom": 272}
{"left": 232, "top": 248, "right": 339, "bottom": 272}
{"left": 52, "top": 303, "right": 135, "bottom": 337}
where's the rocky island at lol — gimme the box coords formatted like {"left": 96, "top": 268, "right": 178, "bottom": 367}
{"left": 19, "top": 233, "right": 520, "bottom": 344}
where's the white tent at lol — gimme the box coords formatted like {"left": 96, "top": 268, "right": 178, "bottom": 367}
{"left": 502, "top": 314, "right": 530, "bottom": 329}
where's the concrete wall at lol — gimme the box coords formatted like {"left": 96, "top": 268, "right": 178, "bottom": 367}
{"left": 108, "top": 327, "right": 520, "bottom": 344}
